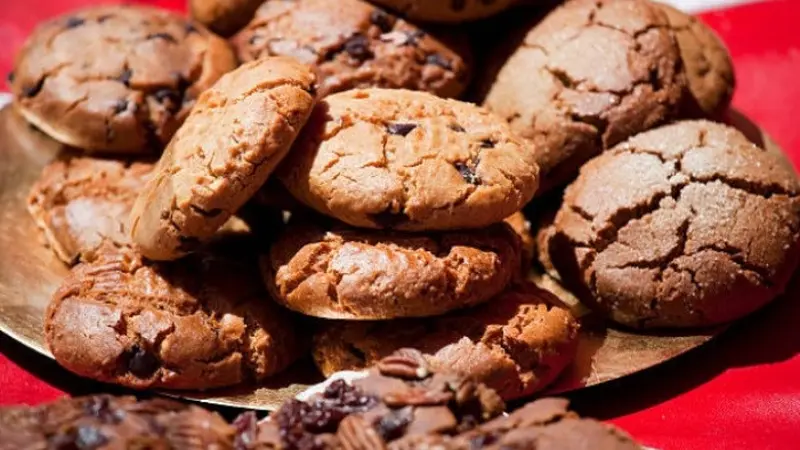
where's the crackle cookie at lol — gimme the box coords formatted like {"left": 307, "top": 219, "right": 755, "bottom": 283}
{"left": 546, "top": 120, "right": 800, "bottom": 328}
{"left": 279, "top": 88, "right": 539, "bottom": 231}
{"left": 312, "top": 282, "right": 579, "bottom": 401}
{"left": 27, "top": 156, "right": 153, "bottom": 265}
{"left": 0, "top": 395, "right": 234, "bottom": 449}
{"left": 45, "top": 243, "right": 304, "bottom": 390}
{"left": 369, "top": 0, "right": 516, "bottom": 23}
{"left": 249, "top": 349, "right": 506, "bottom": 449}
{"left": 263, "top": 219, "right": 521, "bottom": 319}
{"left": 10, "top": 5, "right": 237, "bottom": 153}
{"left": 483, "top": 0, "right": 686, "bottom": 193}
{"left": 189, "top": 0, "right": 263, "bottom": 37}
{"left": 130, "top": 56, "right": 316, "bottom": 261}
{"left": 232, "top": 0, "right": 471, "bottom": 98}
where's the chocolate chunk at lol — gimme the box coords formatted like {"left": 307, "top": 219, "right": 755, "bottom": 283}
{"left": 65, "top": 17, "right": 86, "bottom": 29}
{"left": 75, "top": 426, "right": 108, "bottom": 449}
{"left": 426, "top": 54, "right": 453, "bottom": 71}
{"left": 146, "top": 33, "right": 177, "bottom": 43}
{"left": 112, "top": 99, "right": 129, "bottom": 115}
{"left": 449, "top": 123, "right": 465, "bottom": 132}
{"left": 343, "top": 34, "right": 373, "bottom": 61}
{"left": 480, "top": 139, "right": 495, "bottom": 148}
{"left": 387, "top": 122, "right": 417, "bottom": 136}
{"left": 153, "top": 89, "right": 182, "bottom": 113}
{"left": 6, "top": 71, "right": 14, "bottom": 84}
{"left": 370, "top": 9, "right": 394, "bottom": 33}
{"left": 376, "top": 407, "right": 413, "bottom": 441}
{"left": 118, "top": 68, "right": 133, "bottom": 87}
{"left": 455, "top": 162, "right": 480, "bottom": 185}
{"left": 127, "top": 345, "right": 159, "bottom": 378}
{"left": 22, "top": 78, "right": 44, "bottom": 98}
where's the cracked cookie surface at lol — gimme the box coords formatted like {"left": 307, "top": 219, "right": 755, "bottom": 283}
{"left": 45, "top": 243, "right": 304, "bottom": 390}
{"left": 232, "top": 0, "right": 471, "bottom": 98}
{"left": 278, "top": 88, "right": 539, "bottom": 231}
{"left": 369, "top": 0, "right": 516, "bottom": 23}
{"left": 130, "top": 56, "right": 316, "bottom": 261}
{"left": 0, "top": 395, "right": 234, "bottom": 449}
{"left": 263, "top": 219, "right": 521, "bottom": 319}
{"left": 189, "top": 0, "right": 262, "bottom": 37}
{"left": 312, "top": 282, "right": 579, "bottom": 401}
{"left": 483, "top": 0, "right": 685, "bottom": 194}
{"left": 27, "top": 156, "right": 153, "bottom": 265}
{"left": 547, "top": 120, "right": 800, "bottom": 328}
{"left": 10, "top": 5, "right": 237, "bottom": 153}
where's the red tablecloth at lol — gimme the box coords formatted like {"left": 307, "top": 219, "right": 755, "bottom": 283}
{"left": 2, "top": 1, "right": 800, "bottom": 448}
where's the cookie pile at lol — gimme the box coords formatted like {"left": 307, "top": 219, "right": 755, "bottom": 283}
{"left": 7, "top": 0, "right": 799, "bottom": 435}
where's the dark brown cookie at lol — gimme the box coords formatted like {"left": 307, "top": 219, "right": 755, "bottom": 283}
{"left": 0, "top": 395, "right": 234, "bottom": 449}
{"left": 312, "top": 282, "right": 580, "bottom": 401}
{"left": 250, "top": 349, "right": 506, "bottom": 449}
{"left": 263, "top": 219, "right": 522, "bottom": 319}
{"left": 547, "top": 120, "right": 800, "bottom": 328}
{"left": 130, "top": 56, "right": 316, "bottom": 261}
{"left": 278, "top": 88, "right": 540, "bottom": 231}
{"left": 370, "top": 0, "right": 516, "bottom": 23}
{"left": 188, "top": 0, "right": 262, "bottom": 37}
{"left": 483, "top": 0, "right": 686, "bottom": 194}
{"left": 27, "top": 156, "right": 153, "bottom": 265}
{"left": 11, "top": 5, "right": 237, "bottom": 153}
{"left": 232, "top": 0, "right": 471, "bottom": 98}
{"left": 45, "top": 244, "right": 305, "bottom": 390}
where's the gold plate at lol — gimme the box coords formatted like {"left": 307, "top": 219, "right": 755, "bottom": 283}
{"left": 1, "top": 105, "right": 780, "bottom": 410}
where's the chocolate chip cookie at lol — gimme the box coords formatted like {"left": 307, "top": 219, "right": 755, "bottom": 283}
{"left": 27, "top": 156, "right": 153, "bottom": 265}
{"left": 312, "top": 282, "right": 580, "bottom": 400}
{"left": 251, "top": 349, "right": 506, "bottom": 449}
{"left": 0, "top": 395, "right": 234, "bottom": 449}
{"left": 189, "top": 0, "right": 263, "bottom": 37}
{"left": 547, "top": 120, "right": 800, "bottom": 328}
{"left": 279, "top": 88, "right": 540, "bottom": 231}
{"left": 483, "top": 0, "right": 685, "bottom": 194}
{"left": 369, "top": 0, "right": 516, "bottom": 23}
{"left": 130, "top": 56, "right": 316, "bottom": 261}
{"left": 10, "top": 5, "right": 237, "bottom": 153}
{"left": 45, "top": 244, "right": 305, "bottom": 390}
{"left": 232, "top": 0, "right": 471, "bottom": 98}
{"left": 263, "top": 219, "right": 521, "bottom": 319}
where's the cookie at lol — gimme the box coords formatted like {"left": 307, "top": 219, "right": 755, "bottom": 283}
{"left": 45, "top": 244, "right": 305, "bottom": 390}
{"left": 312, "top": 282, "right": 580, "bottom": 400}
{"left": 189, "top": 0, "right": 262, "bottom": 37}
{"left": 0, "top": 395, "right": 234, "bottom": 449}
{"left": 10, "top": 5, "right": 237, "bottom": 153}
{"left": 483, "top": 0, "right": 685, "bottom": 194}
{"left": 263, "top": 219, "right": 521, "bottom": 319}
{"left": 27, "top": 156, "right": 153, "bottom": 265}
{"left": 279, "top": 88, "right": 540, "bottom": 231}
{"left": 546, "top": 120, "right": 800, "bottom": 328}
{"left": 392, "top": 398, "right": 642, "bottom": 450}
{"left": 369, "top": 0, "right": 516, "bottom": 23}
{"left": 656, "top": 3, "right": 735, "bottom": 118}
{"left": 130, "top": 56, "right": 316, "bottom": 261}
{"left": 504, "top": 212, "right": 534, "bottom": 274}
{"left": 232, "top": 0, "right": 471, "bottom": 98}
{"left": 250, "top": 349, "right": 506, "bottom": 449}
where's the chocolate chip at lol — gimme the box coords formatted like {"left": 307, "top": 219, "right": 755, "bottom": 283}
{"left": 127, "top": 345, "right": 159, "bottom": 378}
{"left": 376, "top": 407, "right": 413, "bottom": 441}
{"left": 75, "top": 426, "right": 108, "bottom": 449}
{"left": 426, "top": 54, "right": 453, "bottom": 70}
{"left": 370, "top": 9, "right": 394, "bottom": 33}
{"left": 387, "top": 122, "right": 417, "bottom": 136}
{"left": 455, "top": 162, "right": 480, "bottom": 185}
{"left": 449, "top": 123, "right": 465, "bottom": 132}
{"left": 153, "top": 89, "right": 181, "bottom": 113}
{"left": 146, "top": 32, "right": 177, "bottom": 43}
{"left": 22, "top": 78, "right": 44, "bottom": 98}
{"left": 65, "top": 17, "right": 86, "bottom": 28}
{"left": 343, "top": 34, "right": 373, "bottom": 61}
{"left": 480, "top": 139, "right": 495, "bottom": 148}
{"left": 118, "top": 68, "right": 132, "bottom": 87}
{"left": 112, "top": 99, "right": 128, "bottom": 115}
{"left": 6, "top": 71, "right": 14, "bottom": 84}
{"left": 185, "top": 22, "right": 198, "bottom": 34}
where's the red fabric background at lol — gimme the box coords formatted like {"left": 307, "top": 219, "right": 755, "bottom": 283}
{"left": 2, "top": 1, "right": 800, "bottom": 448}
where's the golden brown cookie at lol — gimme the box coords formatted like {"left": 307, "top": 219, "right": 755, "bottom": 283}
{"left": 45, "top": 243, "right": 305, "bottom": 390}
{"left": 547, "top": 120, "right": 800, "bottom": 328}
{"left": 10, "top": 5, "right": 237, "bottom": 153}
{"left": 130, "top": 56, "right": 316, "bottom": 261}
{"left": 188, "top": 0, "right": 262, "bottom": 37}
{"left": 263, "top": 219, "right": 522, "bottom": 319}
{"left": 279, "top": 88, "right": 540, "bottom": 231}
{"left": 312, "top": 282, "right": 579, "bottom": 401}
{"left": 27, "top": 156, "right": 153, "bottom": 265}
{"left": 369, "top": 0, "right": 516, "bottom": 23}
{"left": 232, "top": 0, "right": 471, "bottom": 98}
{"left": 483, "top": 0, "right": 685, "bottom": 194}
